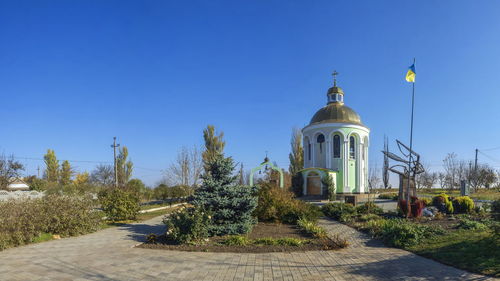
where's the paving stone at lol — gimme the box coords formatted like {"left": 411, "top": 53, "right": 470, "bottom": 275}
{"left": 0, "top": 215, "right": 497, "bottom": 280}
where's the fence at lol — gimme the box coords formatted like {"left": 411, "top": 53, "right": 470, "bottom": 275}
{"left": 0, "top": 190, "right": 45, "bottom": 201}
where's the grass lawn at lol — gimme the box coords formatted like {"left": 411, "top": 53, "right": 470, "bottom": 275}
{"left": 31, "top": 232, "right": 54, "bottom": 243}
{"left": 407, "top": 229, "right": 499, "bottom": 277}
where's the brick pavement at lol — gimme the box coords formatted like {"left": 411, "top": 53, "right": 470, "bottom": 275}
{"left": 0, "top": 215, "right": 496, "bottom": 281}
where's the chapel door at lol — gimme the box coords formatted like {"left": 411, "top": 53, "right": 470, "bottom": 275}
{"left": 307, "top": 173, "right": 322, "bottom": 195}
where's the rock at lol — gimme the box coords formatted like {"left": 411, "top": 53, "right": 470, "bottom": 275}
{"left": 422, "top": 208, "right": 434, "bottom": 217}
{"left": 52, "top": 235, "right": 61, "bottom": 240}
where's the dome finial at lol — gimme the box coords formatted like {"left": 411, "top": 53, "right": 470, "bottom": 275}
{"left": 332, "top": 70, "right": 339, "bottom": 86}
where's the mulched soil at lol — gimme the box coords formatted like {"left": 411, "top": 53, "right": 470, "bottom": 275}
{"left": 137, "top": 222, "right": 341, "bottom": 253}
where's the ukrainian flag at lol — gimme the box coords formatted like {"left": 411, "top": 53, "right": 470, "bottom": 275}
{"left": 406, "top": 63, "right": 416, "bottom": 83}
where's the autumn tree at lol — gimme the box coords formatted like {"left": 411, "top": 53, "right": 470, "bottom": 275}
{"left": 117, "top": 146, "right": 133, "bottom": 187}
{"left": 59, "top": 160, "right": 74, "bottom": 185}
{"left": 74, "top": 172, "right": 90, "bottom": 185}
{"left": 44, "top": 149, "right": 59, "bottom": 183}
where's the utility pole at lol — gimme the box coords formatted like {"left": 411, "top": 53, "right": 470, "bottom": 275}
{"left": 111, "top": 137, "right": 120, "bottom": 188}
{"left": 474, "top": 148, "right": 478, "bottom": 173}
{"left": 473, "top": 148, "right": 478, "bottom": 190}
{"left": 37, "top": 166, "right": 40, "bottom": 178}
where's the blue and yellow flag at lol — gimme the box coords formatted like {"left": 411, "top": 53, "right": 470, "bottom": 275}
{"left": 406, "top": 64, "right": 416, "bottom": 83}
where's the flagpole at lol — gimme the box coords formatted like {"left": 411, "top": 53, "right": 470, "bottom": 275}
{"left": 406, "top": 58, "right": 416, "bottom": 217}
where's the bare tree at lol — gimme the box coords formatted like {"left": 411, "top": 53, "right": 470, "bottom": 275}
{"left": 0, "top": 154, "right": 24, "bottom": 190}
{"left": 416, "top": 167, "right": 437, "bottom": 189}
{"left": 473, "top": 163, "right": 497, "bottom": 190}
{"left": 164, "top": 146, "right": 203, "bottom": 187}
{"left": 443, "top": 153, "right": 468, "bottom": 189}
{"left": 90, "top": 164, "right": 114, "bottom": 187}
{"left": 437, "top": 172, "right": 447, "bottom": 189}
{"left": 368, "top": 165, "right": 381, "bottom": 190}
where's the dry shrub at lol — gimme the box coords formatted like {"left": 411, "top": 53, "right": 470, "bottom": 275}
{"left": 0, "top": 195, "right": 102, "bottom": 250}
{"left": 254, "top": 184, "right": 321, "bottom": 224}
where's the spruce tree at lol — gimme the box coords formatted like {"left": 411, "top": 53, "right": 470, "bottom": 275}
{"left": 191, "top": 125, "right": 257, "bottom": 236}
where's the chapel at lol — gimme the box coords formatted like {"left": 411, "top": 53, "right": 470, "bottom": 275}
{"left": 301, "top": 72, "right": 370, "bottom": 196}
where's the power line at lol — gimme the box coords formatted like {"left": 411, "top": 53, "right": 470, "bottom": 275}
{"left": 13, "top": 156, "right": 112, "bottom": 164}
{"left": 480, "top": 146, "right": 500, "bottom": 152}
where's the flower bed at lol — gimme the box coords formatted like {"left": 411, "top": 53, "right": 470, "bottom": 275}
{"left": 139, "top": 221, "right": 344, "bottom": 253}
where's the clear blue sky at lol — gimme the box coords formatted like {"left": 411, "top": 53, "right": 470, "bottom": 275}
{"left": 1, "top": 0, "right": 500, "bottom": 186}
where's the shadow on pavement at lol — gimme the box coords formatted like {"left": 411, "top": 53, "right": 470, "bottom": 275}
{"left": 120, "top": 222, "right": 166, "bottom": 242}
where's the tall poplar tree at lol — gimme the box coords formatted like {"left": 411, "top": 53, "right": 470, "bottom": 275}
{"left": 59, "top": 160, "right": 74, "bottom": 185}
{"left": 117, "top": 146, "right": 133, "bottom": 187}
{"left": 202, "top": 125, "right": 225, "bottom": 173}
{"left": 288, "top": 127, "right": 304, "bottom": 195}
{"left": 44, "top": 149, "right": 59, "bottom": 183}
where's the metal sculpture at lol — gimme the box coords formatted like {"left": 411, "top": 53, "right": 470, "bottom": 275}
{"left": 382, "top": 139, "right": 424, "bottom": 200}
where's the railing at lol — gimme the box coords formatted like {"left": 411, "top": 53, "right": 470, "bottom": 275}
{"left": 0, "top": 190, "right": 46, "bottom": 201}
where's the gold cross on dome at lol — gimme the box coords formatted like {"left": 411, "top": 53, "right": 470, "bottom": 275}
{"left": 332, "top": 70, "right": 339, "bottom": 86}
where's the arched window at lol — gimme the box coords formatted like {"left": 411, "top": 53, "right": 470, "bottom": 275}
{"left": 317, "top": 134, "right": 325, "bottom": 153}
{"left": 349, "top": 136, "right": 356, "bottom": 159}
{"left": 333, "top": 135, "right": 341, "bottom": 158}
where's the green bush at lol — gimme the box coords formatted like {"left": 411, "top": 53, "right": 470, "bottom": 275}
{"left": 420, "top": 197, "right": 432, "bottom": 207}
{"left": 322, "top": 202, "right": 357, "bottom": 222}
{"left": 432, "top": 193, "right": 454, "bottom": 214}
{"left": 191, "top": 156, "right": 258, "bottom": 236}
{"left": 456, "top": 219, "right": 488, "bottom": 230}
{"left": 379, "top": 193, "right": 398, "bottom": 200}
{"left": 0, "top": 195, "right": 102, "bottom": 250}
{"left": 43, "top": 195, "right": 103, "bottom": 236}
{"left": 445, "top": 200, "right": 454, "bottom": 214}
{"left": 254, "top": 183, "right": 321, "bottom": 224}
{"left": 164, "top": 207, "right": 211, "bottom": 244}
{"left": 223, "top": 235, "right": 250, "bottom": 246}
{"left": 491, "top": 200, "right": 500, "bottom": 221}
{"left": 98, "top": 188, "right": 140, "bottom": 221}
{"left": 356, "top": 202, "right": 384, "bottom": 215}
{"left": 297, "top": 218, "right": 327, "bottom": 238}
{"left": 359, "top": 214, "right": 382, "bottom": 222}
{"left": 322, "top": 174, "right": 336, "bottom": 201}
{"left": 367, "top": 219, "right": 445, "bottom": 248}
{"left": 452, "top": 196, "right": 475, "bottom": 214}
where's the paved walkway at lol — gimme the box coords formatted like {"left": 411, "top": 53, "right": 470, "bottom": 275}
{"left": 0, "top": 216, "right": 496, "bottom": 281}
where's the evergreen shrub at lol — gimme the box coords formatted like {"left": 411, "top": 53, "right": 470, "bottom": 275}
{"left": 367, "top": 218, "right": 445, "bottom": 248}
{"left": 491, "top": 200, "right": 500, "bottom": 221}
{"left": 322, "top": 202, "right": 357, "bottom": 222}
{"left": 254, "top": 183, "right": 321, "bottom": 224}
{"left": 378, "top": 193, "right": 398, "bottom": 200}
{"left": 191, "top": 156, "right": 258, "bottom": 236}
{"left": 356, "top": 202, "right": 384, "bottom": 215}
{"left": 98, "top": 188, "right": 140, "bottom": 221}
{"left": 432, "top": 193, "right": 454, "bottom": 214}
{"left": 452, "top": 196, "right": 475, "bottom": 214}
{"left": 164, "top": 207, "right": 211, "bottom": 244}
